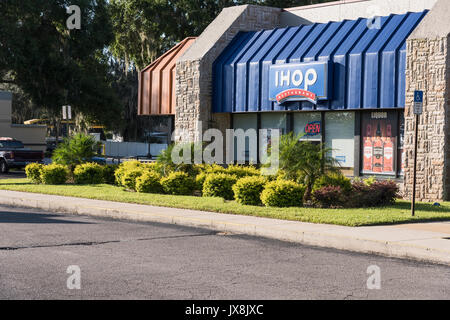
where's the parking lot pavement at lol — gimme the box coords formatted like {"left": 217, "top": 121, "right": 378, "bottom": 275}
{"left": 0, "top": 170, "right": 26, "bottom": 180}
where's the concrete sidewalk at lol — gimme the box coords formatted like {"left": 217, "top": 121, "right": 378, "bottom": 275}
{"left": 0, "top": 190, "right": 449, "bottom": 265}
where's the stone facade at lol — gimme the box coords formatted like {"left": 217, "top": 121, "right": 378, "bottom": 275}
{"left": 403, "top": 36, "right": 450, "bottom": 201}
{"left": 175, "top": 5, "right": 281, "bottom": 142}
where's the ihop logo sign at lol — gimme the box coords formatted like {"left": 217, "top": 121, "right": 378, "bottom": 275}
{"left": 269, "top": 61, "right": 331, "bottom": 104}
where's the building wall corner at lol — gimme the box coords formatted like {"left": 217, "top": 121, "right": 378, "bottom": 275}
{"left": 403, "top": 35, "right": 450, "bottom": 201}
{"left": 174, "top": 5, "right": 281, "bottom": 143}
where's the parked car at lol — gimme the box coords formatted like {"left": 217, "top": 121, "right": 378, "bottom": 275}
{"left": 0, "top": 137, "right": 44, "bottom": 173}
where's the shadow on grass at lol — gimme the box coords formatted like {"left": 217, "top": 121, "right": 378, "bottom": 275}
{"left": 391, "top": 201, "right": 450, "bottom": 213}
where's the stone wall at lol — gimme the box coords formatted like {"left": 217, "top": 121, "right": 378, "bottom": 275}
{"left": 175, "top": 5, "right": 281, "bottom": 143}
{"left": 403, "top": 36, "right": 450, "bottom": 201}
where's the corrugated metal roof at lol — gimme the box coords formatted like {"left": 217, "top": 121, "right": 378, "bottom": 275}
{"left": 138, "top": 37, "right": 196, "bottom": 115}
{"left": 213, "top": 11, "right": 428, "bottom": 113}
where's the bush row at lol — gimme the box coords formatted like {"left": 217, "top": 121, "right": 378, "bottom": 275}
{"left": 25, "top": 162, "right": 118, "bottom": 185}
{"left": 26, "top": 161, "right": 398, "bottom": 209}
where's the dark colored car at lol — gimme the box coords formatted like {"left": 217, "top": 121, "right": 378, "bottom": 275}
{"left": 0, "top": 138, "right": 44, "bottom": 173}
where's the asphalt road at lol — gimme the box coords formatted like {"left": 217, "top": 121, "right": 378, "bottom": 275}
{"left": 0, "top": 171, "right": 26, "bottom": 179}
{"left": 0, "top": 205, "right": 449, "bottom": 300}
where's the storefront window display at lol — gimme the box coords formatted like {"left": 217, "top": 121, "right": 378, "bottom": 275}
{"left": 325, "top": 112, "right": 355, "bottom": 170}
{"left": 293, "top": 112, "right": 322, "bottom": 142}
{"left": 361, "top": 111, "right": 398, "bottom": 175}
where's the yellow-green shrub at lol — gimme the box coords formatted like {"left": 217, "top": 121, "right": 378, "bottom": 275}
{"left": 202, "top": 173, "right": 238, "bottom": 200}
{"left": 40, "top": 164, "right": 69, "bottom": 185}
{"left": 160, "top": 172, "right": 195, "bottom": 195}
{"left": 73, "top": 163, "right": 104, "bottom": 184}
{"left": 232, "top": 176, "right": 267, "bottom": 206}
{"left": 114, "top": 160, "right": 143, "bottom": 186}
{"left": 313, "top": 173, "right": 352, "bottom": 194}
{"left": 25, "top": 163, "right": 44, "bottom": 184}
{"left": 121, "top": 168, "right": 145, "bottom": 191}
{"left": 135, "top": 171, "right": 163, "bottom": 194}
{"left": 261, "top": 180, "right": 305, "bottom": 207}
{"left": 225, "top": 165, "right": 260, "bottom": 178}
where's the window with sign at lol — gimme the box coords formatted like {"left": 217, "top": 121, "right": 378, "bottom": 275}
{"left": 293, "top": 112, "right": 322, "bottom": 142}
{"left": 325, "top": 112, "right": 355, "bottom": 169}
{"left": 361, "top": 111, "right": 398, "bottom": 175}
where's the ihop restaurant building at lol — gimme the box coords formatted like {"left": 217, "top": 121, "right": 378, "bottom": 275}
{"left": 139, "top": 0, "right": 450, "bottom": 201}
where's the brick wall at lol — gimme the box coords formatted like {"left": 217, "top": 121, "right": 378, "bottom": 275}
{"left": 403, "top": 36, "right": 450, "bottom": 201}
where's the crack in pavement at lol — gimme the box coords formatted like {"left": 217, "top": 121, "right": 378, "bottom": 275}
{"left": 0, "top": 232, "right": 216, "bottom": 251}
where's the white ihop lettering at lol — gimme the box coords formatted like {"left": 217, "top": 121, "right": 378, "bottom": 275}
{"left": 275, "top": 68, "right": 318, "bottom": 91}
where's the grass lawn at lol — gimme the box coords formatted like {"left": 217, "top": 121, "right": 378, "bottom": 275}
{"left": 1, "top": 178, "right": 450, "bottom": 227}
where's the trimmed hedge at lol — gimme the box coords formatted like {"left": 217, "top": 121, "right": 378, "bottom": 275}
{"left": 261, "top": 180, "right": 305, "bottom": 208}
{"left": 312, "top": 185, "right": 347, "bottom": 208}
{"left": 225, "top": 165, "right": 260, "bottom": 178}
{"left": 232, "top": 176, "right": 267, "bottom": 206}
{"left": 135, "top": 171, "right": 163, "bottom": 194}
{"left": 160, "top": 171, "right": 195, "bottom": 195}
{"left": 25, "top": 163, "right": 44, "bottom": 184}
{"left": 73, "top": 163, "right": 104, "bottom": 185}
{"left": 202, "top": 173, "right": 238, "bottom": 200}
{"left": 313, "top": 173, "right": 352, "bottom": 194}
{"left": 114, "top": 160, "right": 144, "bottom": 186}
{"left": 121, "top": 168, "right": 145, "bottom": 191}
{"left": 40, "top": 164, "right": 69, "bottom": 185}
{"left": 348, "top": 180, "right": 398, "bottom": 208}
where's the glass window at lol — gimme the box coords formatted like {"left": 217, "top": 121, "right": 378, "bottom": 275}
{"left": 361, "top": 111, "right": 397, "bottom": 175}
{"left": 293, "top": 112, "right": 322, "bottom": 141}
{"left": 325, "top": 112, "right": 355, "bottom": 169}
{"left": 260, "top": 113, "right": 287, "bottom": 134}
{"left": 233, "top": 114, "right": 258, "bottom": 162}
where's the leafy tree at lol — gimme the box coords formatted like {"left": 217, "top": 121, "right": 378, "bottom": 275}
{"left": 52, "top": 133, "right": 101, "bottom": 169}
{"left": 0, "top": 0, "right": 121, "bottom": 131}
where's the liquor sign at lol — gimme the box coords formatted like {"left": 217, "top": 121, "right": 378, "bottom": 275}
{"left": 269, "top": 61, "right": 331, "bottom": 104}
{"left": 413, "top": 90, "right": 423, "bottom": 115}
{"left": 304, "top": 121, "right": 321, "bottom": 136}
{"left": 362, "top": 112, "right": 397, "bottom": 175}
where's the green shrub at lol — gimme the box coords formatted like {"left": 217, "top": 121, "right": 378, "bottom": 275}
{"left": 232, "top": 176, "right": 267, "bottom": 206}
{"left": 363, "top": 176, "right": 377, "bottom": 186}
{"left": 202, "top": 173, "right": 238, "bottom": 200}
{"left": 195, "top": 171, "right": 208, "bottom": 192}
{"left": 25, "top": 163, "right": 44, "bottom": 184}
{"left": 73, "top": 163, "right": 104, "bottom": 184}
{"left": 40, "top": 164, "right": 69, "bottom": 185}
{"left": 261, "top": 180, "right": 305, "bottom": 208}
{"left": 102, "top": 164, "right": 118, "bottom": 185}
{"left": 312, "top": 186, "right": 348, "bottom": 208}
{"left": 313, "top": 173, "right": 352, "bottom": 194}
{"left": 121, "top": 168, "right": 145, "bottom": 191}
{"left": 225, "top": 165, "right": 260, "bottom": 178}
{"left": 114, "top": 160, "right": 143, "bottom": 186}
{"left": 135, "top": 171, "right": 163, "bottom": 193}
{"left": 160, "top": 172, "right": 195, "bottom": 195}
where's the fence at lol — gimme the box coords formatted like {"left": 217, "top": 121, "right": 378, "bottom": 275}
{"left": 103, "top": 141, "right": 167, "bottom": 159}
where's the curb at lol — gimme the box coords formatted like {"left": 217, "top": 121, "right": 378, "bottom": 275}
{"left": 0, "top": 190, "right": 449, "bottom": 266}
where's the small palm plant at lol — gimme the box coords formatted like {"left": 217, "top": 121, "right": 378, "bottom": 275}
{"left": 52, "top": 133, "right": 102, "bottom": 171}
{"left": 269, "top": 132, "right": 340, "bottom": 203}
